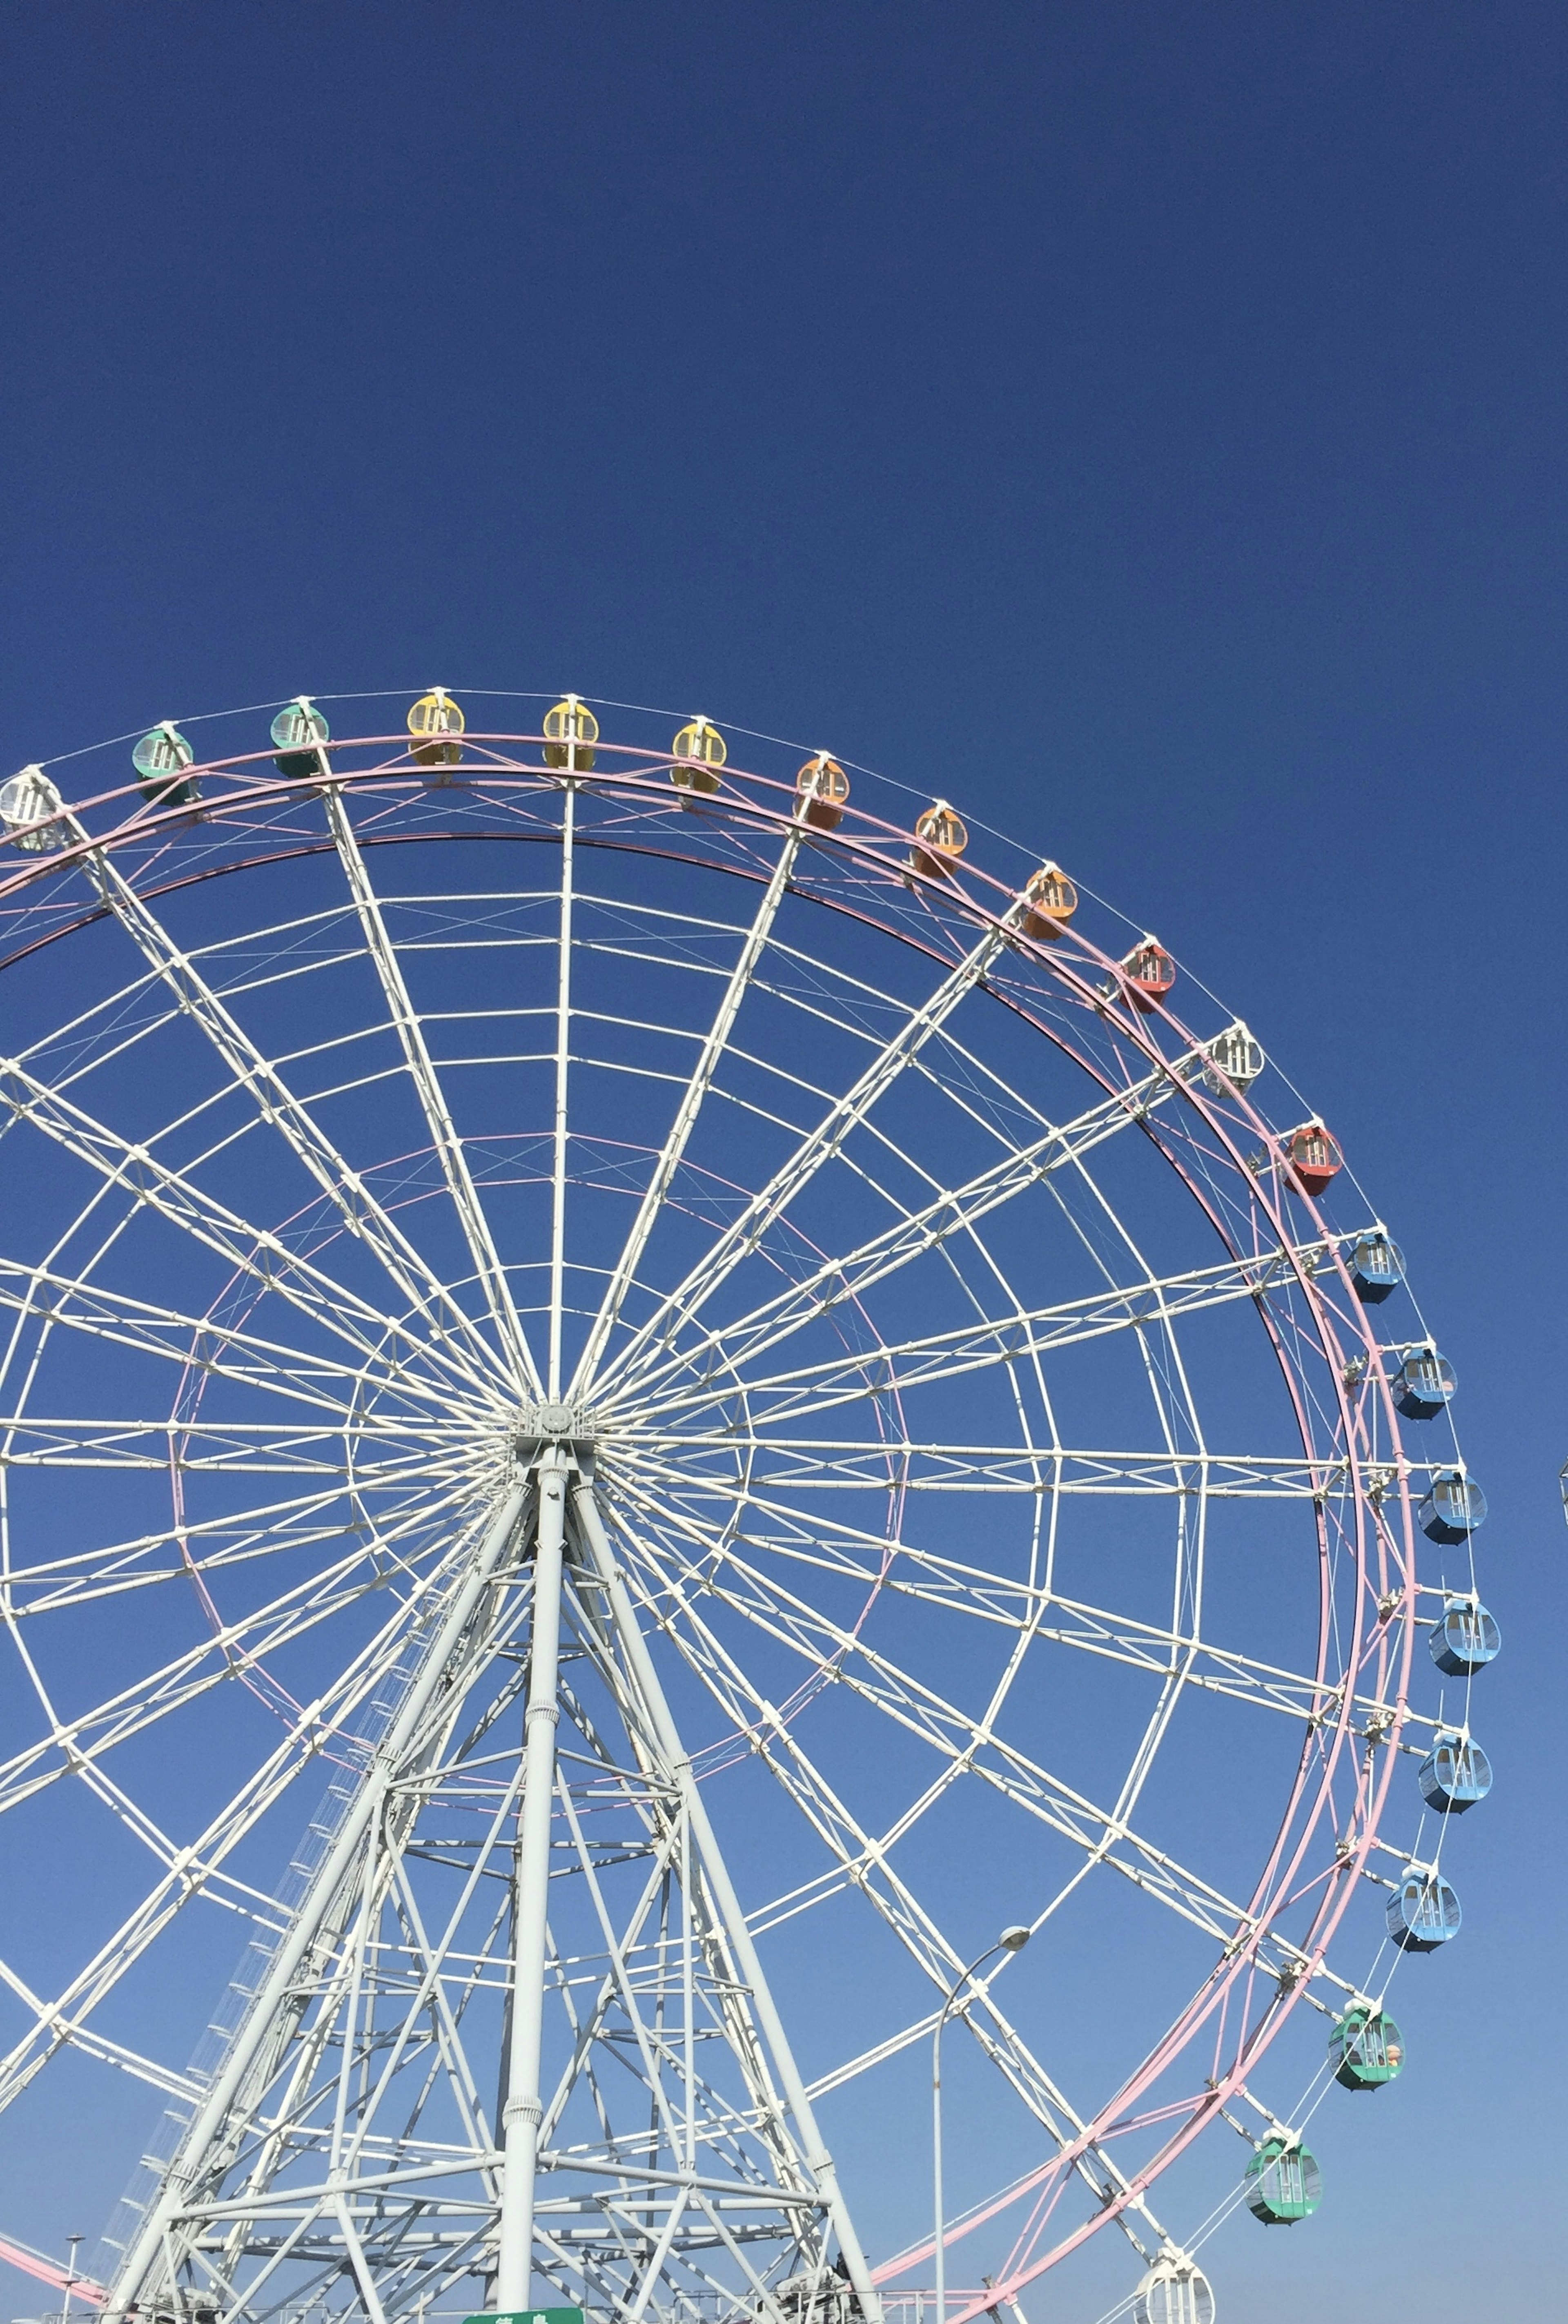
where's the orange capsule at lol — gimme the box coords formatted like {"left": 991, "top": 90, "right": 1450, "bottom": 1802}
{"left": 1020, "top": 863, "right": 1078, "bottom": 939}
{"left": 908, "top": 800, "right": 968, "bottom": 880}
{"left": 795, "top": 753, "right": 850, "bottom": 831}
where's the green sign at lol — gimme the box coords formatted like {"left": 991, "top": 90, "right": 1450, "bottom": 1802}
{"left": 465, "top": 2311, "right": 586, "bottom": 2324}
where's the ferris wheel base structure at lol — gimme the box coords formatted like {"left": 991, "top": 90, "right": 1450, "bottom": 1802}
{"left": 0, "top": 691, "right": 1492, "bottom": 2324}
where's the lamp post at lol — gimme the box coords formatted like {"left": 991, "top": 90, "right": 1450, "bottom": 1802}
{"left": 61, "top": 2237, "right": 82, "bottom": 2324}
{"left": 933, "top": 1929, "right": 1030, "bottom": 2324}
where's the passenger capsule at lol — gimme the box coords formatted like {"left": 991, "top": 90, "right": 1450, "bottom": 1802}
{"left": 1020, "top": 863, "right": 1078, "bottom": 940}
{"left": 670, "top": 717, "right": 726, "bottom": 795}
{"left": 1329, "top": 2005, "right": 1405, "bottom": 2090}
{"left": 1419, "top": 1468, "right": 1487, "bottom": 1542}
{"left": 1428, "top": 1595, "right": 1501, "bottom": 1676}
{"left": 543, "top": 695, "right": 598, "bottom": 770}
{"left": 1133, "top": 2256, "right": 1214, "bottom": 2324}
{"left": 0, "top": 766, "right": 68, "bottom": 853}
{"left": 795, "top": 753, "right": 850, "bottom": 830}
{"left": 1418, "top": 1731, "right": 1492, "bottom": 1814}
{"left": 132, "top": 724, "right": 200, "bottom": 813}
{"left": 1283, "top": 1120, "right": 1343, "bottom": 1197}
{"left": 1115, "top": 936, "right": 1176, "bottom": 1012}
{"left": 1202, "top": 1021, "right": 1265, "bottom": 1094}
{"left": 1391, "top": 1344, "right": 1457, "bottom": 1420}
{"left": 1386, "top": 1867, "right": 1462, "bottom": 1952}
{"left": 1349, "top": 1231, "right": 1405, "bottom": 1303}
{"left": 1244, "top": 2136, "right": 1322, "bottom": 2225}
{"left": 270, "top": 699, "right": 331, "bottom": 781}
{"left": 907, "top": 800, "right": 968, "bottom": 879}
{"left": 407, "top": 689, "right": 465, "bottom": 773}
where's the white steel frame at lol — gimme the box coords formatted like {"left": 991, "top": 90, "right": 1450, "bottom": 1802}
{"left": 0, "top": 720, "right": 1480, "bottom": 2324}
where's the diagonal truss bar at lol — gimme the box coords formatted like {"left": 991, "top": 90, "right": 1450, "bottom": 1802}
{"left": 101, "top": 1482, "right": 532, "bottom": 2322}
{"left": 325, "top": 787, "right": 542, "bottom": 1395}
{"left": 67, "top": 824, "right": 503, "bottom": 1379}
{"left": 589, "top": 1507, "right": 1165, "bottom": 2255}
{"left": 607, "top": 1495, "right": 1324, "bottom": 1982}
{"left": 600, "top": 1058, "right": 1198, "bottom": 1413}
{"left": 0, "top": 1255, "right": 430, "bottom": 1416}
{"left": 625, "top": 1236, "right": 1353, "bottom": 1431}
{"left": 593, "top": 927, "right": 1009, "bottom": 1399}
{"left": 570, "top": 1473, "right": 883, "bottom": 2324}
{"left": 0, "top": 1413, "right": 465, "bottom": 1473}
{"left": 572, "top": 822, "right": 804, "bottom": 1395}
{"left": 617, "top": 1443, "right": 1371, "bottom": 1497}
{"left": 0, "top": 1051, "right": 497, "bottom": 1402}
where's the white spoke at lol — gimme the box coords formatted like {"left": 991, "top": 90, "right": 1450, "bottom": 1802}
{"left": 549, "top": 782, "right": 577, "bottom": 1396}
{"left": 622, "top": 1237, "right": 1349, "bottom": 1429}
{"left": 593, "top": 925, "right": 1008, "bottom": 1396}
{"left": 599, "top": 1058, "right": 1196, "bottom": 1409}
{"left": 0, "top": 1254, "right": 437, "bottom": 1415}
{"left": 0, "top": 1051, "right": 498, "bottom": 1399}
{"left": 70, "top": 825, "right": 503, "bottom": 1378}
{"left": 572, "top": 822, "right": 803, "bottom": 1393}
{"left": 325, "top": 788, "right": 543, "bottom": 1394}
{"left": 0, "top": 734, "right": 1449, "bottom": 2321}
{"left": 609, "top": 1500, "right": 1319, "bottom": 1976}
{"left": 0, "top": 1412, "right": 462, "bottom": 1474}
{"left": 613, "top": 1441, "right": 1365, "bottom": 1497}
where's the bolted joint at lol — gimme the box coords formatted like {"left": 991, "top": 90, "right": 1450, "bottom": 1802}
{"left": 515, "top": 1400, "right": 597, "bottom": 1455}
{"left": 502, "top": 2094, "right": 543, "bottom": 2130}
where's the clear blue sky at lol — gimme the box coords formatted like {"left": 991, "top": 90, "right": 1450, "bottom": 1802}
{"left": 1, "top": 4, "right": 1562, "bottom": 2318}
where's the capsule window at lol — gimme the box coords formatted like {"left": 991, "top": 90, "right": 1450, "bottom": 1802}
{"left": 795, "top": 754, "right": 849, "bottom": 830}
{"left": 906, "top": 800, "right": 968, "bottom": 879}
{"left": 1133, "top": 2259, "right": 1215, "bottom": 2324}
{"left": 132, "top": 725, "right": 201, "bottom": 814}
{"left": 1386, "top": 1869, "right": 1462, "bottom": 1950}
{"left": 271, "top": 700, "right": 330, "bottom": 781}
{"left": 1202, "top": 1023, "right": 1264, "bottom": 1093}
{"left": 671, "top": 718, "right": 726, "bottom": 794}
{"left": 1350, "top": 1232, "right": 1405, "bottom": 1303}
{"left": 1418, "top": 1731, "right": 1492, "bottom": 1813}
{"left": 1419, "top": 1470, "right": 1487, "bottom": 1542}
{"left": 1392, "top": 1344, "right": 1457, "bottom": 1419}
{"left": 0, "top": 766, "right": 68, "bottom": 854}
{"left": 543, "top": 697, "right": 598, "bottom": 770}
{"left": 408, "top": 691, "right": 465, "bottom": 772}
{"left": 1330, "top": 2005, "right": 1405, "bottom": 2089}
{"left": 1245, "top": 2136, "right": 1322, "bottom": 2224}
{"left": 1428, "top": 1597, "right": 1501, "bottom": 1675}
{"left": 1020, "top": 864, "right": 1078, "bottom": 938}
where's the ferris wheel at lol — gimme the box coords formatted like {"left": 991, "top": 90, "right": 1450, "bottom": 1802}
{"left": 0, "top": 693, "right": 1496, "bottom": 2324}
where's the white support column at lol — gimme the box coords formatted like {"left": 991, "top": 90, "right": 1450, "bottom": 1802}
{"left": 495, "top": 1443, "right": 570, "bottom": 2311}
{"left": 571, "top": 1475, "right": 882, "bottom": 2324}
{"left": 105, "top": 1482, "right": 531, "bottom": 2321}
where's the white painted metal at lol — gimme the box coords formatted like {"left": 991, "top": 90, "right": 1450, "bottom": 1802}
{"left": 496, "top": 1445, "right": 569, "bottom": 2308}
{"left": 0, "top": 748, "right": 1444, "bottom": 2324}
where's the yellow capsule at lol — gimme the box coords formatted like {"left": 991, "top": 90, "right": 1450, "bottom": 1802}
{"left": 795, "top": 753, "right": 849, "bottom": 831}
{"left": 408, "top": 689, "right": 465, "bottom": 771}
{"left": 543, "top": 695, "right": 598, "bottom": 771}
{"left": 670, "top": 717, "right": 726, "bottom": 795}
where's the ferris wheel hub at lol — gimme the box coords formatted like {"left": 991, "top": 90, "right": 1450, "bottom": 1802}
{"left": 515, "top": 1399, "right": 597, "bottom": 1448}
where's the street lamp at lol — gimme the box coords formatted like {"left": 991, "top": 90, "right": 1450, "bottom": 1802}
{"left": 61, "top": 2237, "right": 82, "bottom": 2324}
{"left": 933, "top": 1928, "right": 1030, "bottom": 2324}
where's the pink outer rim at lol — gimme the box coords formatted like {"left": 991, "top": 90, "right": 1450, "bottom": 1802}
{"left": 0, "top": 733, "right": 1424, "bottom": 2288}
